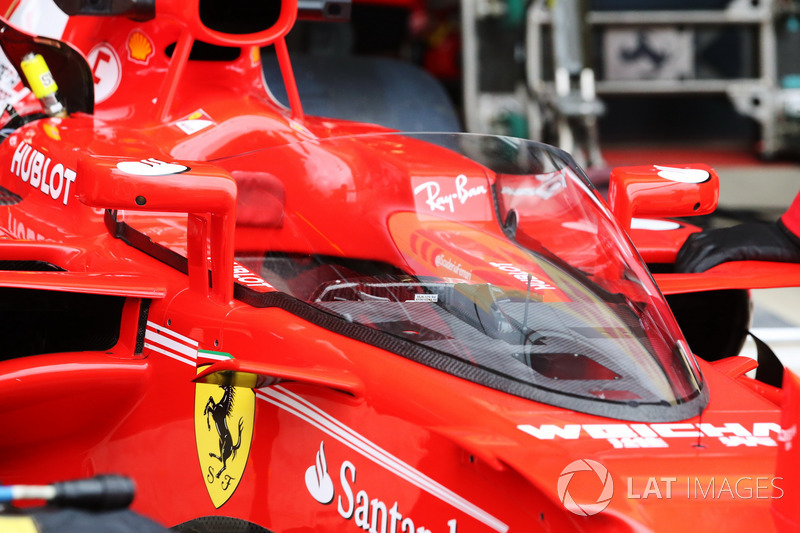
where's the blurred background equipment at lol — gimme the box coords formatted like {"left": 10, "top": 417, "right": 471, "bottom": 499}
{"left": 461, "top": 0, "right": 800, "bottom": 162}
{"left": 269, "top": 0, "right": 800, "bottom": 163}
{"left": 0, "top": 475, "right": 168, "bottom": 533}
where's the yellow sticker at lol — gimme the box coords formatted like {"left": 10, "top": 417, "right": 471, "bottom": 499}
{"left": 20, "top": 54, "right": 58, "bottom": 99}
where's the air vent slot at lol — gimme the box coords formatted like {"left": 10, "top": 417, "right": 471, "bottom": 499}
{"left": 0, "top": 260, "right": 64, "bottom": 271}
{"left": 0, "top": 288, "right": 124, "bottom": 359}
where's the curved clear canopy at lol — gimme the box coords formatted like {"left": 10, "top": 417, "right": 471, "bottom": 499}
{"left": 130, "top": 133, "right": 708, "bottom": 421}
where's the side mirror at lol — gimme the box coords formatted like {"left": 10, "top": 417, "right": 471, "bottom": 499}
{"left": 608, "top": 164, "right": 719, "bottom": 232}
{"left": 77, "top": 156, "right": 237, "bottom": 304}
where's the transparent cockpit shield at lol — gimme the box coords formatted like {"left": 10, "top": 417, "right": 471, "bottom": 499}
{"left": 138, "top": 133, "right": 707, "bottom": 421}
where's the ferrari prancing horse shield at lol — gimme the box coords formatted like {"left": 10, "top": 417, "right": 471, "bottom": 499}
{"left": 195, "top": 365, "right": 255, "bottom": 508}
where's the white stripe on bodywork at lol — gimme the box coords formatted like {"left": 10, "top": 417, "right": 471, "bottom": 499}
{"left": 144, "top": 342, "right": 196, "bottom": 367}
{"left": 147, "top": 322, "right": 508, "bottom": 533}
{"left": 146, "top": 321, "right": 199, "bottom": 348}
{"left": 259, "top": 386, "right": 509, "bottom": 533}
{"left": 145, "top": 322, "right": 198, "bottom": 360}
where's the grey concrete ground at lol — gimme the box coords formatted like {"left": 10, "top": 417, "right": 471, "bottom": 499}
{"left": 716, "top": 165, "right": 800, "bottom": 213}
{"left": 714, "top": 164, "right": 800, "bottom": 373}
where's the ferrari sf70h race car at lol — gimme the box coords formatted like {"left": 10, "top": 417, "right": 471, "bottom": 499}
{"left": 0, "top": 0, "right": 799, "bottom": 532}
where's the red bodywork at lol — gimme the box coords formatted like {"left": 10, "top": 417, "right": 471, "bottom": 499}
{"left": 0, "top": 2, "right": 797, "bottom": 532}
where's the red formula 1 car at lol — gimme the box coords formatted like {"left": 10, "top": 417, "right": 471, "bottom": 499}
{"left": 1, "top": 1, "right": 800, "bottom": 532}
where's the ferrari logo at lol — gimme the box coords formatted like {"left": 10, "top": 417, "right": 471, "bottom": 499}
{"left": 195, "top": 363, "right": 254, "bottom": 508}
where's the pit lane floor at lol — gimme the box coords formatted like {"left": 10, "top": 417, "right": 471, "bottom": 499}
{"left": 718, "top": 166, "right": 800, "bottom": 374}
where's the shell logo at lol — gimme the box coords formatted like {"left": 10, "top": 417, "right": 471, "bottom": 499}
{"left": 127, "top": 30, "right": 154, "bottom": 65}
